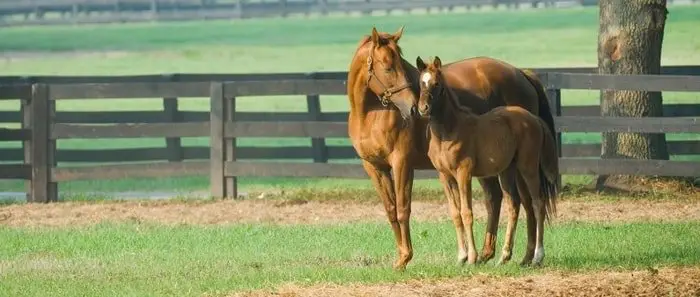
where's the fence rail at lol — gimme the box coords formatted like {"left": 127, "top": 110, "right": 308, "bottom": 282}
{"left": 0, "top": 66, "right": 699, "bottom": 202}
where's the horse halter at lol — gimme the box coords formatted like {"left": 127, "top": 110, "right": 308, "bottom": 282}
{"left": 365, "top": 46, "right": 412, "bottom": 107}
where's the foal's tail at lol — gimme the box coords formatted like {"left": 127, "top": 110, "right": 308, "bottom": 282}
{"left": 538, "top": 117, "right": 560, "bottom": 222}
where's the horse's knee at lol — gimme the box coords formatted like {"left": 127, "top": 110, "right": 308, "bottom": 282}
{"left": 386, "top": 213, "right": 398, "bottom": 224}
{"left": 396, "top": 208, "right": 411, "bottom": 223}
{"left": 461, "top": 210, "right": 474, "bottom": 225}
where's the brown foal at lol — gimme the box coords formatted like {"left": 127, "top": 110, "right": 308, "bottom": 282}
{"left": 416, "top": 56, "right": 559, "bottom": 266}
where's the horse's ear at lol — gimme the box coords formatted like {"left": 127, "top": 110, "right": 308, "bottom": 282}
{"left": 416, "top": 56, "right": 426, "bottom": 71}
{"left": 370, "top": 27, "right": 380, "bottom": 45}
{"left": 433, "top": 56, "right": 442, "bottom": 68}
{"left": 392, "top": 25, "right": 405, "bottom": 42}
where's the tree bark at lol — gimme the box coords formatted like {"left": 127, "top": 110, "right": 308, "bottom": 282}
{"left": 596, "top": 0, "right": 670, "bottom": 190}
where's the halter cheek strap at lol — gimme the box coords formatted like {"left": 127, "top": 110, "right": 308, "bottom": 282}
{"left": 365, "top": 45, "right": 412, "bottom": 107}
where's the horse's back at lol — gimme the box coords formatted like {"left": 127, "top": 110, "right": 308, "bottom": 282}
{"left": 442, "top": 57, "right": 539, "bottom": 114}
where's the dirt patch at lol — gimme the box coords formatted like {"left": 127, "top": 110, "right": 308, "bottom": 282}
{"left": 1, "top": 198, "right": 699, "bottom": 228}
{"left": 231, "top": 266, "right": 700, "bottom": 297}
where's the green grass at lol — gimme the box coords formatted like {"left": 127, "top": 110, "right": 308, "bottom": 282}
{"left": 0, "top": 5, "right": 699, "bottom": 195}
{"left": 0, "top": 220, "right": 698, "bottom": 297}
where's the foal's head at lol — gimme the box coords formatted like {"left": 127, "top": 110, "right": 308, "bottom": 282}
{"left": 361, "top": 26, "right": 416, "bottom": 120}
{"left": 415, "top": 56, "right": 444, "bottom": 117}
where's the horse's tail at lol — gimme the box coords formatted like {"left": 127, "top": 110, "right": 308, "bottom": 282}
{"left": 520, "top": 69, "right": 557, "bottom": 145}
{"left": 538, "top": 116, "right": 559, "bottom": 223}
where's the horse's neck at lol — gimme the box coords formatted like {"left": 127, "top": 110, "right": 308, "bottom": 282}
{"left": 431, "top": 85, "right": 476, "bottom": 137}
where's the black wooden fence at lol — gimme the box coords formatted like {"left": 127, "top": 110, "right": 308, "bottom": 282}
{"left": 0, "top": 66, "right": 699, "bottom": 202}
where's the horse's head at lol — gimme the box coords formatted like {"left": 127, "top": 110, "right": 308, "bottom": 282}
{"left": 415, "top": 56, "right": 443, "bottom": 118}
{"left": 361, "top": 26, "right": 416, "bottom": 120}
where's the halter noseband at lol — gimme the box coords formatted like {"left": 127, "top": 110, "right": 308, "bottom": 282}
{"left": 365, "top": 44, "right": 412, "bottom": 107}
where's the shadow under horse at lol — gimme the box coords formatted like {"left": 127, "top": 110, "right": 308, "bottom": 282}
{"left": 346, "top": 26, "right": 557, "bottom": 270}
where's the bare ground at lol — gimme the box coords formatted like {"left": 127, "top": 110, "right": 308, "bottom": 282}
{"left": 231, "top": 266, "right": 700, "bottom": 297}
{"left": 1, "top": 197, "right": 699, "bottom": 227}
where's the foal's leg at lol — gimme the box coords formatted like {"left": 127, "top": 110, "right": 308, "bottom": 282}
{"left": 496, "top": 165, "right": 521, "bottom": 265}
{"left": 361, "top": 160, "right": 403, "bottom": 268}
{"left": 457, "top": 169, "right": 478, "bottom": 264}
{"left": 439, "top": 172, "right": 468, "bottom": 264}
{"left": 515, "top": 171, "right": 537, "bottom": 267}
{"left": 476, "top": 176, "right": 502, "bottom": 263}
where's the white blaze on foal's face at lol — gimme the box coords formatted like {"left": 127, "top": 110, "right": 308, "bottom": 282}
{"left": 421, "top": 72, "right": 432, "bottom": 88}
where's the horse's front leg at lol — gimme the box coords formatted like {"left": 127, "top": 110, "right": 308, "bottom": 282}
{"left": 361, "top": 160, "right": 403, "bottom": 268}
{"left": 476, "top": 176, "right": 503, "bottom": 263}
{"left": 457, "top": 169, "right": 478, "bottom": 264}
{"left": 390, "top": 157, "right": 415, "bottom": 271}
{"left": 438, "top": 172, "right": 468, "bottom": 265}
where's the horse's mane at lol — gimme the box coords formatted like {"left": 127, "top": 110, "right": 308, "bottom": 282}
{"left": 353, "top": 34, "right": 404, "bottom": 57}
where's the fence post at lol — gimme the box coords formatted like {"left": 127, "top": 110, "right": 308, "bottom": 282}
{"left": 21, "top": 86, "right": 31, "bottom": 202}
{"left": 29, "top": 84, "right": 52, "bottom": 203}
{"left": 48, "top": 96, "right": 58, "bottom": 202}
{"left": 306, "top": 73, "right": 328, "bottom": 163}
{"left": 164, "top": 75, "right": 183, "bottom": 162}
{"left": 210, "top": 82, "right": 226, "bottom": 198}
{"left": 163, "top": 98, "right": 183, "bottom": 162}
{"left": 545, "top": 85, "right": 562, "bottom": 190}
{"left": 225, "top": 96, "right": 237, "bottom": 199}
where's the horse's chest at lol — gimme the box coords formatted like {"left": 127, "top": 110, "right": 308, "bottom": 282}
{"left": 349, "top": 120, "right": 407, "bottom": 161}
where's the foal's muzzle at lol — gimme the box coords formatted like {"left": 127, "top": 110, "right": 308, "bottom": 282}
{"left": 418, "top": 104, "right": 431, "bottom": 117}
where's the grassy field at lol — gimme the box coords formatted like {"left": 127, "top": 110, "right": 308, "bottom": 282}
{"left": 0, "top": 4, "right": 699, "bottom": 196}
{"left": 0, "top": 219, "right": 698, "bottom": 296}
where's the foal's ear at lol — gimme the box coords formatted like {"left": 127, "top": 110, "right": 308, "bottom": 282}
{"left": 370, "top": 27, "right": 381, "bottom": 45}
{"left": 433, "top": 56, "right": 442, "bottom": 68}
{"left": 392, "top": 25, "right": 405, "bottom": 42}
{"left": 416, "top": 56, "right": 426, "bottom": 71}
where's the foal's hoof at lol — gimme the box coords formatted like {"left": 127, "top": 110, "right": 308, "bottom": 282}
{"left": 392, "top": 260, "right": 408, "bottom": 271}
{"left": 496, "top": 255, "right": 511, "bottom": 266}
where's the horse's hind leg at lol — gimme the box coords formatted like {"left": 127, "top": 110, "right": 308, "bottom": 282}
{"left": 519, "top": 166, "right": 547, "bottom": 267}
{"left": 439, "top": 172, "right": 468, "bottom": 265}
{"left": 361, "top": 160, "right": 404, "bottom": 269}
{"left": 496, "top": 165, "right": 521, "bottom": 265}
{"left": 515, "top": 171, "right": 537, "bottom": 267}
{"left": 476, "top": 176, "right": 502, "bottom": 263}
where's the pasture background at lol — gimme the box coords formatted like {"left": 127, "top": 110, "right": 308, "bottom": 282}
{"left": 1, "top": 4, "right": 699, "bottom": 197}
{"left": 1, "top": 5, "right": 699, "bottom": 297}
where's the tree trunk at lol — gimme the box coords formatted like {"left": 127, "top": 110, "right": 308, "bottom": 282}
{"left": 596, "top": 0, "right": 670, "bottom": 191}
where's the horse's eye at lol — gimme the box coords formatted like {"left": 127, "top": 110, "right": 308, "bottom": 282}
{"left": 384, "top": 68, "right": 393, "bottom": 73}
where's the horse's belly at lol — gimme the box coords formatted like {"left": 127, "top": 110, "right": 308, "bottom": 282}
{"left": 473, "top": 147, "right": 516, "bottom": 177}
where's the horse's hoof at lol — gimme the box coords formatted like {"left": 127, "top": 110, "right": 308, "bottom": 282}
{"left": 478, "top": 254, "right": 494, "bottom": 264}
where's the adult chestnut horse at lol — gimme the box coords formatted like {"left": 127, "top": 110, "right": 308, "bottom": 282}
{"left": 346, "top": 26, "right": 557, "bottom": 270}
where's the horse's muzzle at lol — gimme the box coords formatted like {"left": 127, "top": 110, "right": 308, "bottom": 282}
{"left": 418, "top": 104, "right": 431, "bottom": 117}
